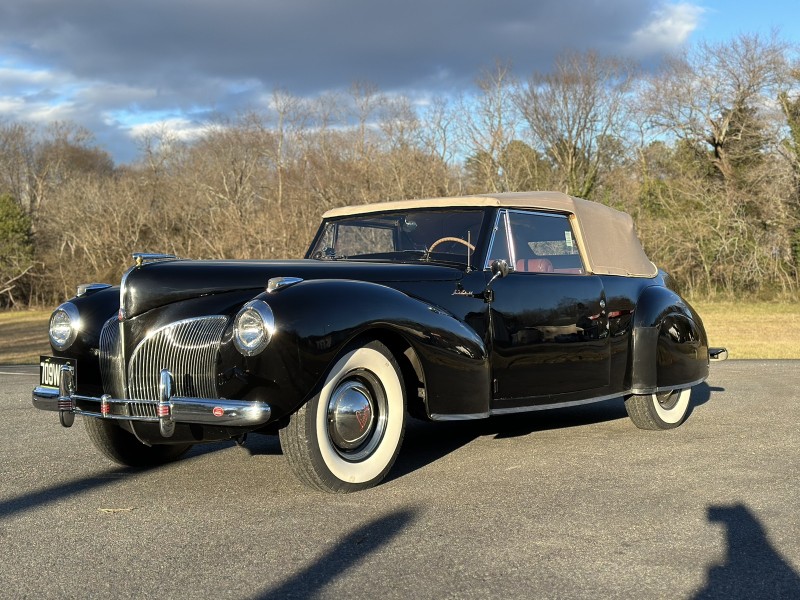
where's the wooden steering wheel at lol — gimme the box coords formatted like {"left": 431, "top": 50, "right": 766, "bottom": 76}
{"left": 427, "top": 237, "right": 476, "bottom": 253}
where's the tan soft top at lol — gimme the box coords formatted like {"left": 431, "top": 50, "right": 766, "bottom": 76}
{"left": 322, "top": 192, "right": 658, "bottom": 278}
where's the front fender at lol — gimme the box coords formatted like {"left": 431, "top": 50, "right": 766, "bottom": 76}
{"left": 233, "top": 279, "right": 490, "bottom": 419}
{"left": 630, "top": 285, "right": 709, "bottom": 394}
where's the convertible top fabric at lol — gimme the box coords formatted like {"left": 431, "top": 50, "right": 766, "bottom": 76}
{"left": 322, "top": 192, "right": 658, "bottom": 278}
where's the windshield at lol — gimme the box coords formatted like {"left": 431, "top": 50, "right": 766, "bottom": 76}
{"left": 308, "top": 209, "right": 487, "bottom": 266}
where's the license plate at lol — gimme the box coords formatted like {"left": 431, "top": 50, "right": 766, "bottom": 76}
{"left": 39, "top": 356, "right": 77, "bottom": 389}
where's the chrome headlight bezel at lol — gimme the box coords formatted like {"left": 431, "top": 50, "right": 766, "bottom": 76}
{"left": 233, "top": 300, "right": 275, "bottom": 357}
{"left": 49, "top": 302, "right": 81, "bottom": 351}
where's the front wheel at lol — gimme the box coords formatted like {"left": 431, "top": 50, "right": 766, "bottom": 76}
{"left": 624, "top": 388, "right": 692, "bottom": 430}
{"left": 280, "top": 340, "right": 407, "bottom": 493}
{"left": 84, "top": 418, "right": 192, "bottom": 467}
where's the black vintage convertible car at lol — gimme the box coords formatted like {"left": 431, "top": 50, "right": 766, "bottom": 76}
{"left": 33, "top": 192, "right": 726, "bottom": 492}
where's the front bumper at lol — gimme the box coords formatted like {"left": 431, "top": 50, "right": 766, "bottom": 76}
{"left": 32, "top": 364, "right": 271, "bottom": 438}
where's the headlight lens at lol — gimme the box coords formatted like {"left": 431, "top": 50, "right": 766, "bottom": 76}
{"left": 233, "top": 300, "right": 275, "bottom": 356}
{"left": 49, "top": 302, "right": 81, "bottom": 351}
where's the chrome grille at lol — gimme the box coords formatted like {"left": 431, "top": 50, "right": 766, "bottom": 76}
{"left": 129, "top": 402, "right": 158, "bottom": 418}
{"left": 128, "top": 316, "right": 228, "bottom": 401}
{"left": 99, "top": 317, "right": 126, "bottom": 398}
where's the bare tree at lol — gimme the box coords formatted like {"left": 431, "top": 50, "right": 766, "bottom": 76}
{"left": 644, "top": 32, "right": 790, "bottom": 187}
{"left": 459, "top": 61, "right": 519, "bottom": 193}
{"left": 515, "top": 51, "right": 637, "bottom": 198}
{"left": 0, "top": 121, "right": 36, "bottom": 213}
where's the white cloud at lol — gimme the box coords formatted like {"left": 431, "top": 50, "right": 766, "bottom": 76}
{"left": 126, "top": 117, "right": 212, "bottom": 144}
{"left": 0, "top": 0, "right": 711, "bottom": 162}
{"left": 629, "top": 2, "right": 705, "bottom": 55}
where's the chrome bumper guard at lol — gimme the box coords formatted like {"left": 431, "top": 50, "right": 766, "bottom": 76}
{"left": 32, "top": 365, "right": 271, "bottom": 438}
{"left": 709, "top": 347, "right": 728, "bottom": 361}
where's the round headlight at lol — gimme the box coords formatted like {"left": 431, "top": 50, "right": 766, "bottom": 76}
{"left": 233, "top": 300, "right": 275, "bottom": 356}
{"left": 49, "top": 302, "right": 81, "bottom": 351}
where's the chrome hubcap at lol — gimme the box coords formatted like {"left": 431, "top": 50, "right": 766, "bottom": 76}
{"left": 326, "top": 370, "right": 387, "bottom": 461}
{"left": 655, "top": 390, "right": 679, "bottom": 410}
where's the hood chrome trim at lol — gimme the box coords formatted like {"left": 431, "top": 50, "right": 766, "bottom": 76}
{"left": 267, "top": 276, "right": 304, "bottom": 293}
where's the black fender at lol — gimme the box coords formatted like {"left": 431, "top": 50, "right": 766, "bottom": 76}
{"left": 47, "top": 286, "right": 121, "bottom": 397}
{"left": 630, "top": 285, "right": 709, "bottom": 394}
{"left": 231, "top": 279, "right": 491, "bottom": 420}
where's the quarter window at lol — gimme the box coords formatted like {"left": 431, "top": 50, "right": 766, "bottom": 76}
{"left": 506, "top": 211, "right": 584, "bottom": 274}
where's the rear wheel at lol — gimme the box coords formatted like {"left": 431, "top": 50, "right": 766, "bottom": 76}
{"left": 624, "top": 388, "right": 692, "bottom": 430}
{"left": 280, "top": 340, "right": 406, "bottom": 493}
{"left": 84, "top": 418, "right": 192, "bottom": 467}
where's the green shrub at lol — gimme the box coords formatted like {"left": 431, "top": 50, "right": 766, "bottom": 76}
{"left": 0, "top": 194, "right": 33, "bottom": 307}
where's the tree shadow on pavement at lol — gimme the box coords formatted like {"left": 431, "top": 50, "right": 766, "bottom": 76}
{"left": 253, "top": 507, "right": 417, "bottom": 600}
{"left": 0, "top": 440, "right": 243, "bottom": 520}
{"left": 0, "top": 467, "right": 144, "bottom": 520}
{"left": 694, "top": 503, "right": 800, "bottom": 599}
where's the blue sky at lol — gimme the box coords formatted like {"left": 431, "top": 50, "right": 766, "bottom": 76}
{"left": 0, "top": 0, "right": 797, "bottom": 163}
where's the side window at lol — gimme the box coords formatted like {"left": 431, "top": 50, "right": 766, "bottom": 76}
{"left": 486, "top": 211, "right": 511, "bottom": 265}
{"left": 507, "top": 211, "right": 584, "bottom": 274}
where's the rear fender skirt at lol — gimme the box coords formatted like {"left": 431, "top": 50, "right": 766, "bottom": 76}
{"left": 630, "top": 286, "right": 709, "bottom": 394}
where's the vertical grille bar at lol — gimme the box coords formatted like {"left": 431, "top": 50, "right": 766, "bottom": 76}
{"left": 99, "top": 317, "right": 126, "bottom": 399}
{"left": 127, "top": 316, "right": 228, "bottom": 401}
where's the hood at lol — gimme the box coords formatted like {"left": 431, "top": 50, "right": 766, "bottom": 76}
{"left": 121, "top": 259, "right": 463, "bottom": 318}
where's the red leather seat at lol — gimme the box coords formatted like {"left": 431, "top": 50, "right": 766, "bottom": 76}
{"left": 515, "top": 258, "right": 554, "bottom": 273}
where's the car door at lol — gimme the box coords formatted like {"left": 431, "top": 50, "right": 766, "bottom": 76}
{"left": 486, "top": 209, "right": 610, "bottom": 407}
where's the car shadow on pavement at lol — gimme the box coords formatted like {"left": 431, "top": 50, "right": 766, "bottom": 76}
{"left": 201, "top": 381, "right": 726, "bottom": 471}
{"left": 192, "top": 434, "right": 282, "bottom": 458}
{"left": 253, "top": 507, "right": 418, "bottom": 599}
{"left": 388, "top": 396, "right": 629, "bottom": 482}
{"left": 389, "top": 382, "right": 724, "bottom": 483}
{"left": 687, "top": 381, "right": 722, "bottom": 416}
{"left": 5, "top": 383, "right": 724, "bottom": 513}
{"left": 693, "top": 503, "right": 800, "bottom": 599}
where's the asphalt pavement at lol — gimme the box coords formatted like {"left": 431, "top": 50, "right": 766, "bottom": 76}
{"left": 0, "top": 360, "right": 798, "bottom": 599}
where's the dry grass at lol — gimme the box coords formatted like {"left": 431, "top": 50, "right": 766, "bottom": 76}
{"left": 0, "top": 302, "right": 798, "bottom": 364}
{"left": 0, "top": 310, "right": 51, "bottom": 365}
{"left": 691, "top": 301, "right": 800, "bottom": 360}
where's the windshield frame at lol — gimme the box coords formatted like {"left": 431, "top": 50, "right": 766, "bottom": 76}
{"left": 305, "top": 207, "right": 497, "bottom": 269}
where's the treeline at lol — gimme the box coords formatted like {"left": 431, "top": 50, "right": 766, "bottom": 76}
{"left": 1, "top": 32, "right": 799, "bottom": 307}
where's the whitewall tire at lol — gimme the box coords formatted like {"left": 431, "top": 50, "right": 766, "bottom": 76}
{"left": 280, "top": 340, "right": 407, "bottom": 492}
{"left": 624, "top": 387, "right": 692, "bottom": 430}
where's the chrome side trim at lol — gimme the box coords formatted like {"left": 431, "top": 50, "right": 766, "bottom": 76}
{"left": 429, "top": 412, "right": 490, "bottom": 421}
{"left": 490, "top": 392, "right": 625, "bottom": 415}
{"left": 630, "top": 376, "right": 707, "bottom": 397}
{"left": 491, "top": 378, "right": 708, "bottom": 415}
